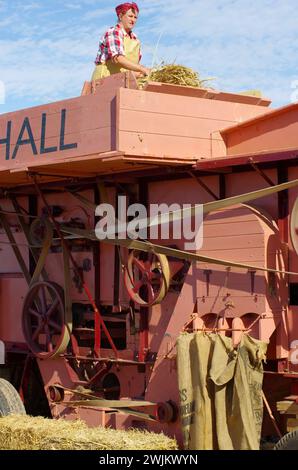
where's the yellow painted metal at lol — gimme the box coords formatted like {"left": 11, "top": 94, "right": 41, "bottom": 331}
{"left": 29, "top": 218, "right": 53, "bottom": 287}
{"left": 25, "top": 218, "right": 71, "bottom": 358}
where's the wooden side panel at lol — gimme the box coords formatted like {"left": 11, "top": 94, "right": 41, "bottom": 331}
{"left": 117, "top": 88, "right": 273, "bottom": 159}
{"left": 144, "top": 82, "right": 272, "bottom": 108}
{"left": 226, "top": 169, "right": 279, "bottom": 219}
{"left": 224, "top": 106, "right": 298, "bottom": 156}
{"left": 196, "top": 205, "right": 288, "bottom": 322}
{"left": 0, "top": 278, "right": 27, "bottom": 343}
{"left": 0, "top": 196, "right": 28, "bottom": 342}
{"left": 0, "top": 92, "right": 116, "bottom": 170}
{"left": 289, "top": 166, "right": 298, "bottom": 279}
{"left": 0, "top": 197, "right": 29, "bottom": 274}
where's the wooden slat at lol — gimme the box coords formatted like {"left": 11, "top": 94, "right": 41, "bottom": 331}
{"left": 144, "top": 82, "right": 271, "bottom": 107}
{"left": 119, "top": 88, "right": 271, "bottom": 121}
{"left": 223, "top": 105, "right": 298, "bottom": 156}
{"left": 117, "top": 87, "right": 272, "bottom": 160}
{"left": 277, "top": 400, "right": 298, "bottom": 414}
{"left": 0, "top": 94, "right": 116, "bottom": 172}
{"left": 287, "top": 418, "right": 298, "bottom": 432}
{"left": 119, "top": 108, "right": 236, "bottom": 139}
{"left": 118, "top": 131, "right": 215, "bottom": 159}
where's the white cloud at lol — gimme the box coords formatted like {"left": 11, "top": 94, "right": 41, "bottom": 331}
{"left": 0, "top": 0, "right": 297, "bottom": 112}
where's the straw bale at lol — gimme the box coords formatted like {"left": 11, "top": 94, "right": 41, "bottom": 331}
{"left": 0, "top": 415, "right": 178, "bottom": 451}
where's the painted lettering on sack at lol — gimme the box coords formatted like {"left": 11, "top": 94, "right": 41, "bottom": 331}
{"left": 179, "top": 388, "right": 188, "bottom": 403}
{"left": 180, "top": 400, "right": 196, "bottom": 426}
{"left": 180, "top": 400, "right": 196, "bottom": 416}
{"left": 0, "top": 109, "right": 78, "bottom": 161}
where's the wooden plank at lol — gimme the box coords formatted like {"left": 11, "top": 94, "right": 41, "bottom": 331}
{"left": 119, "top": 88, "right": 271, "bottom": 122}
{"left": 0, "top": 278, "right": 27, "bottom": 342}
{"left": 198, "top": 247, "right": 265, "bottom": 262}
{"left": 2, "top": 100, "right": 113, "bottom": 146}
{"left": 117, "top": 87, "right": 272, "bottom": 159}
{"left": 199, "top": 233, "right": 265, "bottom": 251}
{"left": 195, "top": 149, "right": 298, "bottom": 171}
{"left": 118, "top": 131, "right": 215, "bottom": 159}
{"left": 0, "top": 92, "right": 117, "bottom": 172}
{"left": 0, "top": 197, "right": 29, "bottom": 274}
{"left": 92, "top": 72, "right": 137, "bottom": 96}
{"left": 144, "top": 82, "right": 271, "bottom": 107}
{"left": 204, "top": 211, "right": 262, "bottom": 223}
{"left": 203, "top": 223, "right": 263, "bottom": 237}
{"left": 1, "top": 127, "right": 114, "bottom": 170}
{"left": 81, "top": 81, "right": 92, "bottom": 96}
{"left": 277, "top": 401, "right": 298, "bottom": 414}
{"left": 224, "top": 106, "right": 298, "bottom": 156}
{"left": 119, "top": 109, "right": 236, "bottom": 140}
{"left": 211, "top": 137, "right": 227, "bottom": 158}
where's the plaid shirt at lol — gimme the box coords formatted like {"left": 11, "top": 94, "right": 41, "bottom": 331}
{"left": 95, "top": 23, "right": 141, "bottom": 65}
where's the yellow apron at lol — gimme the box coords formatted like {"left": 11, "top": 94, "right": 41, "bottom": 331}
{"left": 92, "top": 35, "right": 140, "bottom": 81}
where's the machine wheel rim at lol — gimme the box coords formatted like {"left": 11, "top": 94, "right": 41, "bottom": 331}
{"left": 124, "top": 250, "right": 170, "bottom": 306}
{"left": 22, "top": 281, "right": 70, "bottom": 359}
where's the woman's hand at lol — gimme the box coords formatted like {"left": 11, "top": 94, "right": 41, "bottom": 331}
{"left": 112, "top": 56, "right": 151, "bottom": 77}
{"left": 134, "top": 71, "right": 144, "bottom": 78}
{"left": 139, "top": 65, "right": 151, "bottom": 77}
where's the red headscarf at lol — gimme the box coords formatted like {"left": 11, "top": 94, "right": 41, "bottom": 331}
{"left": 115, "top": 3, "right": 139, "bottom": 17}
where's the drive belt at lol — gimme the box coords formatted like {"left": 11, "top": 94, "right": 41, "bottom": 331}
{"left": 60, "top": 225, "right": 298, "bottom": 276}
{"left": 70, "top": 178, "right": 298, "bottom": 235}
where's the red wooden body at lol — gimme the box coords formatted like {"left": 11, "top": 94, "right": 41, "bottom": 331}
{"left": 0, "top": 73, "right": 298, "bottom": 444}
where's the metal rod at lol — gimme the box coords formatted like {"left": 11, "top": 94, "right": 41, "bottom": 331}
{"left": 63, "top": 355, "right": 150, "bottom": 364}
{"left": 188, "top": 171, "right": 219, "bottom": 200}
{"left": 0, "top": 211, "right": 31, "bottom": 284}
{"left": 186, "top": 328, "right": 251, "bottom": 332}
{"left": 262, "top": 390, "right": 283, "bottom": 439}
{"left": 10, "top": 196, "right": 49, "bottom": 282}
{"left": 249, "top": 159, "right": 275, "bottom": 186}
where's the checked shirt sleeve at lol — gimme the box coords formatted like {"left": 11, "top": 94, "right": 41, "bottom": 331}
{"left": 106, "top": 27, "right": 125, "bottom": 58}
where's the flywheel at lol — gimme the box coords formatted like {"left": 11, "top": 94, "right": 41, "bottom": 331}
{"left": 22, "top": 281, "right": 70, "bottom": 359}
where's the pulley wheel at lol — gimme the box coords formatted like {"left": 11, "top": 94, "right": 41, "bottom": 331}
{"left": 22, "top": 281, "right": 70, "bottom": 359}
{"left": 29, "top": 218, "right": 53, "bottom": 246}
{"left": 124, "top": 250, "right": 170, "bottom": 306}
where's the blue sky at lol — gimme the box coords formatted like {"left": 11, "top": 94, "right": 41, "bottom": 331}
{"left": 0, "top": 0, "right": 297, "bottom": 114}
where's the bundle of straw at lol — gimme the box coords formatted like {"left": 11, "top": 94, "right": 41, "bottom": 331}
{"left": 139, "top": 63, "right": 214, "bottom": 89}
{"left": 0, "top": 415, "right": 178, "bottom": 450}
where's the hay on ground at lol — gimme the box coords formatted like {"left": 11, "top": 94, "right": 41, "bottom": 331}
{"left": 0, "top": 415, "right": 178, "bottom": 450}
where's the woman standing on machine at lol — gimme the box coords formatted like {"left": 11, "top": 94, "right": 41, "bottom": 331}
{"left": 92, "top": 2, "right": 150, "bottom": 81}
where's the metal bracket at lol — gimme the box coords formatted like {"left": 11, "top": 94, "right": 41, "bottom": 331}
{"left": 249, "top": 158, "right": 275, "bottom": 186}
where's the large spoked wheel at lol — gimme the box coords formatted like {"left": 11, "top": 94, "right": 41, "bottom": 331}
{"left": 124, "top": 250, "right": 170, "bottom": 306}
{"left": 22, "top": 281, "right": 70, "bottom": 359}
